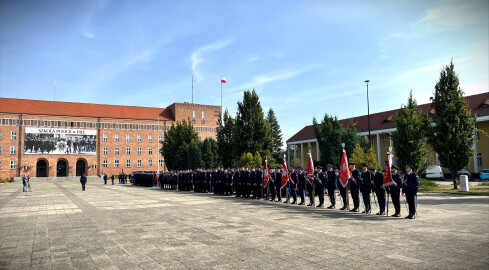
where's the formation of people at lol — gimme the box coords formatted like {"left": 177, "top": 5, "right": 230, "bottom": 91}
{"left": 148, "top": 162, "right": 420, "bottom": 219}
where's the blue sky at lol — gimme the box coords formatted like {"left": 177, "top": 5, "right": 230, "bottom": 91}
{"left": 1, "top": 0, "right": 488, "bottom": 143}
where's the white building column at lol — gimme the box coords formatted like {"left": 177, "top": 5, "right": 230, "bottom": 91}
{"left": 293, "top": 144, "right": 297, "bottom": 159}
{"left": 376, "top": 133, "right": 381, "bottom": 166}
{"left": 389, "top": 133, "right": 395, "bottom": 165}
{"left": 301, "top": 143, "right": 304, "bottom": 168}
{"left": 287, "top": 145, "right": 290, "bottom": 165}
{"left": 473, "top": 130, "right": 478, "bottom": 173}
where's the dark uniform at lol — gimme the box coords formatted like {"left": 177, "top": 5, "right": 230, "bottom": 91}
{"left": 253, "top": 168, "right": 263, "bottom": 199}
{"left": 275, "top": 169, "right": 283, "bottom": 202}
{"left": 337, "top": 170, "right": 348, "bottom": 210}
{"left": 306, "top": 169, "right": 315, "bottom": 206}
{"left": 370, "top": 167, "right": 385, "bottom": 215}
{"left": 349, "top": 163, "right": 361, "bottom": 212}
{"left": 289, "top": 169, "right": 298, "bottom": 204}
{"left": 390, "top": 165, "right": 402, "bottom": 217}
{"left": 325, "top": 166, "right": 337, "bottom": 209}
{"left": 403, "top": 165, "right": 419, "bottom": 219}
{"left": 316, "top": 168, "right": 326, "bottom": 208}
{"left": 234, "top": 169, "right": 241, "bottom": 197}
{"left": 297, "top": 168, "right": 306, "bottom": 205}
{"left": 360, "top": 165, "right": 372, "bottom": 213}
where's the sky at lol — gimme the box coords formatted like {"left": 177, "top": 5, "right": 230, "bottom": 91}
{"left": 1, "top": 0, "right": 488, "bottom": 144}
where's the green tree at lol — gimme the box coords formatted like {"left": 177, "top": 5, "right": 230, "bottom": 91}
{"left": 290, "top": 157, "right": 302, "bottom": 169}
{"left": 341, "top": 120, "right": 367, "bottom": 159}
{"left": 313, "top": 114, "right": 343, "bottom": 167}
{"left": 350, "top": 144, "right": 380, "bottom": 171}
{"left": 202, "top": 137, "right": 218, "bottom": 168}
{"left": 217, "top": 109, "right": 236, "bottom": 167}
{"left": 266, "top": 108, "right": 284, "bottom": 164}
{"left": 237, "top": 152, "right": 254, "bottom": 167}
{"left": 252, "top": 151, "right": 263, "bottom": 167}
{"left": 161, "top": 120, "right": 198, "bottom": 170}
{"left": 392, "top": 91, "right": 429, "bottom": 173}
{"left": 234, "top": 90, "right": 271, "bottom": 159}
{"left": 187, "top": 138, "right": 203, "bottom": 169}
{"left": 427, "top": 61, "right": 477, "bottom": 189}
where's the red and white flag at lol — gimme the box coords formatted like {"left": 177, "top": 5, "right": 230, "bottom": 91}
{"left": 339, "top": 149, "right": 350, "bottom": 188}
{"left": 221, "top": 77, "right": 226, "bottom": 83}
{"left": 383, "top": 152, "right": 393, "bottom": 188}
{"left": 281, "top": 155, "right": 289, "bottom": 188}
{"left": 264, "top": 159, "right": 269, "bottom": 187}
{"left": 307, "top": 152, "right": 314, "bottom": 185}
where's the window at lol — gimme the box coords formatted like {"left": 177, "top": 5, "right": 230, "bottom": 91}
{"left": 0, "top": 131, "right": 2, "bottom": 140}
{"left": 158, "top": 135, "right": 163, "bottom": 142}
{"left": 126, "top": 134, "right": 131, "bottom": 142}
{"left": 103, "top": 147, "right": 108, "bottom": 155}
{"left": 89, "top": 122, "right": 92, "bottom": 128}
{"left": 77, "top": 122, "right": 81, "bottom": 128}
{"left": 0, "top": 146, "right": 2, "bottom": 154}
{"left": 148, "top": 160, "right": 153, "bottom": 167}
{"left": 382, "top": 136, "right": 386, "bottom": 148}
{"left": 126, "top": 147, "right": 131, "bottom": 155}
{"left": 477, "top": 153, "right": 482, "bottom": 167}
{"left": 148, "top": 135, "right": 153, "bottom": 143}
{"left": 158, "top": 160, "right": 163, "bottom": 168}
{"left": 102, "top": 160, "right": 108, "bottom": 168}
{"left": 10, "top": 160, "right": 16, "bottom": 170}
{"left": 126, "top": 160, "right": 131, "bottom": 168}
{"left": 103, "top": 134, "right": 108, "bottom": 142}
{"left": 115, "top": 134, "right": 120, "bottom": 142}
{"left": 10, "top": 145, "right": 16, "bottom": 155}
{"left": 51, "top": 121, "right": 55, "bottom": 127}
{"left": 148, "top": 147, "right": 153, "bottom": 155}
{"left": 192, "top": 110, "right": 196, "bottom": 124}
{"left": 137, "top": 160, "right": 142, "bottom": 168}
{"left": 137, "top": 147, "right": 142, "bottom": 155}
{"left": 137, "top": 134, "right": 142, "bottom": 142}
{"left": 112, "top": 123, "right": 116, "bottom": 129}
{"left": 58, "top": 121, "right": 61, "bottom": 127}
{"left": 114, "top": 160, "right": 119, "bottom": 168}
{"left": 202, "top": 111, "right": 205, "bottom": 124}
{"left": 115, "top": 147, "right": 120, "bottom": 155}
{"left": 44, "top": 121, "right": 48, "bottom": 126}
{"left": 11, "top": 131, "right": 17, "bottom": 140}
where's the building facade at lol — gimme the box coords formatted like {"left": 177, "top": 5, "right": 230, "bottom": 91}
{"left": 286, "top": 92, "right": 489, "bottom": 174}
{"left": 0, "top": 98, "right": 220, "bottom": 180}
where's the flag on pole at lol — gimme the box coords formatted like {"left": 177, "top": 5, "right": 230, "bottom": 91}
{"left": 154, "top": 172, "right": 158, "bottom": 184}
{"left": 264, "top": 159, "right": 269, "bottom": 187}
{"left": 307, "top": 152, "right": 314, "bottom": 185}
{"left": 383, "top": 152, "right": 394, "bottom": 188}
{"left": 221, "top": 77, "right": 226, "bottom": 83}
{"left": 339, "top": 149, "right": 350, "bottom": 188}
{"left": 281, "top": 155, "right": 289, "bottom": 188}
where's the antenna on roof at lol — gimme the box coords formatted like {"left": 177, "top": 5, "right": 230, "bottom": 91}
{"left": 54, "top": 80, "right": 56, "bottom": 101}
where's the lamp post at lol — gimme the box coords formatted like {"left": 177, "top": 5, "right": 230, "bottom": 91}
{"left": 365, "top": 80, "right": 371, "bottom": 145}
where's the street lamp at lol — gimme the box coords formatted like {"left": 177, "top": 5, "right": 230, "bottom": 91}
{"left": 365, "top": 80, "right": 371, "bottom": 145}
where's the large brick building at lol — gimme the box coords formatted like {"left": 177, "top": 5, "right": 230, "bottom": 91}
{"left": 287, "top": 92, "right": 489, "bottom": 174}
{"left": 0, "top": 98, "right": 220, "bottom": 180}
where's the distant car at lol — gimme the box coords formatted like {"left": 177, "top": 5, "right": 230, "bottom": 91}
{"left": 425, "top": 165, "right": 444, "bottom": 180}
{"left": 480, "top": 169, "right": 489, "bottom": 180}
{"left": 457, "top": 171, "right": 472, "bottom": 181}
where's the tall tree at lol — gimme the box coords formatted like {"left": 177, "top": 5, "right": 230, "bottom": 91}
{"left": 313, "top": 114, "right": 343, "bottom": 167}
{"left": 427, "top": 61, "right": 476, "bottom": 189}
{"left": 266, "top": 108, "right": 283, "bottom": 164}
{"left": 187, "top": 138, "right": 203, "bottom": 169}
{"left": 216, "top": 109, "right": 236, "bottom": 167}
{"left": 392, "top": 91, "right": 429, "bottom": 173}
{"left": 161, "top": 120, "right": 198, "bottom": 170}
{"left": 342, "top": 120, "right": 365, "bottom": 159}
{"left": 234, "top": 89, "right": 271, "bottom": 158}
{"left": 202, "top": 137, "right": 218, "bottom": 168}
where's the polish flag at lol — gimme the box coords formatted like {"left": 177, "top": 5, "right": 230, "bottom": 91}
{"left": 281, "top": 155, "right": 289, "bottom": 188}
{"left": 383, "top": 152, "right": 393, "bottom": 188}
{"left": 221, "top": 77, "right": 226, "bottom": 83}
{"left": 307, "top": 152, "right": 314, "bottom": 185}
{"left": 264, "top": 159, "right": 269, "bottom": 187}
{"left": 339, "top": 149, "right": 350, "bottom": 188}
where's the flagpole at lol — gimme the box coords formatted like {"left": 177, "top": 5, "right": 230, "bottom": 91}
{"left": 220, "top": 75, "right": 223, "bottom": 118}
{"left": 342, "top": 143, "right": 350, "bottom": 211}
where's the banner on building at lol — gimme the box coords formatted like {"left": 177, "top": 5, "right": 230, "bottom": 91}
{"left": 24, "top": 127, "right": 97, "bottom": 155}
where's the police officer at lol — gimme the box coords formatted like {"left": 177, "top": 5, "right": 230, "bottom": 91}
{"left": 269, "top": 167, "right": 276, "bottom": 201}
{"left": 234, "top": 168, "right": 241, "bottom": 197}
{"left": 338, "top": 168, "right": 348, "bottom": 210}
{"left": 325, "top": 164, "right": 337, "bottom": 209}
{"left": 403, "top": 165, "right": 419, "bottom": 219}
{"left": 306, "top": 167, "right": 315, "bottom": 207}
{"left": 254, "top": 166, "right": 263, "bottom": 199}
{"left": 348, "top": 162, "right": 361, "bottom": 212}
{"left": 289, "top": 167, "right": 298, "bottom": 204}
{"left": 275, "top": 167, "right": 283, "bottom": 202}
{"left": 360, "top": 164, "right": 372, "bottom": 213}
{"left": 103, "top": 173, "right": 108, "bottom": 185}
{"left": 389, "top": 165, "right": 402, "bottom": 217}
{"left": 370, "top": 166, "right": 385, "bottom": 215}
{"left": 316, "top": 166, "right": 326, "bottom": 208}
{"left": 297, "top": 167, "right": 306, "bottom": 205}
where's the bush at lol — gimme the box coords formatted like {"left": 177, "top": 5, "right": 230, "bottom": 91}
{"left": 419, "top": 178, "right": 438, "bottom": 189}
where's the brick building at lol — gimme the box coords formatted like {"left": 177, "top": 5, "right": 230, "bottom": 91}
{"left": 0, "top": 98, "right": 220, "bottom": 180}
{"left": 286, "top": 92, "right": 489, "bottom": 174}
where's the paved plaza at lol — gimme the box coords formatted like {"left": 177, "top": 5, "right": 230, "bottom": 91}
{"left": 0, "top": 180, "right": 488, "bottom": 270}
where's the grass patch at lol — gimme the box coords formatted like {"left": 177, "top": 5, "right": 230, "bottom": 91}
{"left": 0, "top": 179, "right": 11, "bottom": 183}
{"left": 419, "top": 179, "right": 489, "bottom": 196}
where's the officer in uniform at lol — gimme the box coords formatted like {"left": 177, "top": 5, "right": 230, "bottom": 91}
{"left": 306, "top": 167, "right": 315, "bottom": 206}
{"left": 275, "top": 167, "right": 283, "bottom": 202}
{"left": 325, "top": 164, "right": 337, "bottom": 209}
{"left": 360, "top": 164, "right": 372, "bottom": 213}
{"left": 269, "top": 167, "right": 276, "bottom": 201}
{"left": 370, "top": 166, "right": 385, "bottom": 215}
{"left": 316, "top": 166, "right": 326, "bottom": 207}
{"left": 288, "top": 167, "right": 298, "bottom": 204}
{"left": 253, "top": 166, "right": 263, "bottom": 199}
{"left": 403, "top": 165, "right": 419, "bottom": 219}
{"left": 389, "top": 165, "right": 402, "bottom": 217}
{"left": 348, "top": 162, "right": 361, "bottom": 212}
{"left": 234, "top": 167, "right": 242, "bottom": 197}
{"left": 337, "top": 168, "right": 348, "bottom": 210}
{"left": 250, "top": 167, "right": 256, "bottom": 198}
{"left": 297, "top": 167, "right": 306, "bottom": 205}
{"left": 242, "top": 167, "right": 251, "bottom": 198}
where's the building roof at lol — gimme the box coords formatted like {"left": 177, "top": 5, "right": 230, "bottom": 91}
{"left": 287, "top": 92, "right": 489, "bottom": 143}
{"left": 0, "top": 97, "right": 174, "bottom": 121}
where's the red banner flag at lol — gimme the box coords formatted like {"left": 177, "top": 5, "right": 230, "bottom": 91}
{"left": 221, "top": 77, "right": 226, "bottom": 83}
{"left": 383, "top": 152, "right": 393, "bottom": 188}
{"left": 307, "top": 152, "right": 314, "bottom": 184}
{"left": 339, "top": 149, "right": 350, "bottom": 188}
{"left": 264, "top": 159, "right": 269, "bottom": 187}
{"left": 281, "top": 155, "right": 289, "bottom": 188}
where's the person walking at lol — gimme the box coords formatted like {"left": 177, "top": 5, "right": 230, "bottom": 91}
{"left": 22, "top": 175, "right": 28, "bottom": 192}
{"left": 80, "top": 173, "right": 87, "bottom": 191}
{"left": 111, "top": 174, "right": 115, "bottom": 185}
{"left": 103, "top": 173, "right": 108, "bottom": 185}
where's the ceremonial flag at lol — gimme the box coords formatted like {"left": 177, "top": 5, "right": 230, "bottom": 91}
{"left": 307, "top": 152, "right": 314, "bottom": 184}
{"left": 221, "top": 77, "right": 226, "bottom": 83}
{"left": 264, "top": 159, "right": 269, "bottom": 187}
{"left": 383, "top": 152, "right": 393, "bottom": 188}
{"left": 281, "top": 155, "right": 289, "bottom": 188}
{"left": 154, "top": 172, "right": 158, "bottom": 184}
{"left": 339, "top": 149, "right": 350, "bottom": 188}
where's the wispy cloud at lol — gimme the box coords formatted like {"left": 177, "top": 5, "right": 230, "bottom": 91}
{"left": 81, "top": 0, "right": 111, "bottom": 38}
{"left": 190, "top": 39, "right": 233, "bottom": 81}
